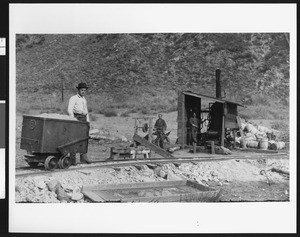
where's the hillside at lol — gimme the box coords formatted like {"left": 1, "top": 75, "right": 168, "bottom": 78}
{"left": 16, "top": 33, "right": 289, "bottom": 106}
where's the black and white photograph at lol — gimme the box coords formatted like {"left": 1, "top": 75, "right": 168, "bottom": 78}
{"left": 9, "top": 3, "right": 296, "bottom": 233}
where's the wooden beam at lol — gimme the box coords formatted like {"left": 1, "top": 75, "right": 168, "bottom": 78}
{"left": 133, "top": 134, "right": 174, "bottom": 158}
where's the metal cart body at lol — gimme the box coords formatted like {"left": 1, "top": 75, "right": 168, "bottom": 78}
{"left": 20, "top": 115, "right": 89, "bottom": 170}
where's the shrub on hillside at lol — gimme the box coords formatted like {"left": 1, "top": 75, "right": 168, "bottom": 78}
{"left": 141, "top": 108, "right": 150, "bottom": 115}
{"left": 16, "top": 34, "right": 45, "bottom": 51}
{"left": 120, "top": 111, "right": 130, "bottom": 117}
{"left": 128, "top": 107, "right": 138, "bottom": 113}
{"left": 17, "top": 103, "right": 31, "bottom": 114}
{"left": 270, "top": 121, "right": 288, "bottom": 131}
{"left": 89, "top": 114, "right": 97, "bottom": 121}
{"left": 250, "top": 94, "right": 272, "bottom": 106}
{"left": 239, "top": 104, "right": 288, "bottom": 121}
{"left": 103, "top": 108, "right": 118, "bottom": 117}
{"left": 166, "top": 103, "right": 178, "bottom": 112}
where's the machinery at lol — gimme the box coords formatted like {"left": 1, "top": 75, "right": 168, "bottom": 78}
{"left": 132, "top": 116, "right": 173, "bottom": 158}
{"left": 177, "top": 69, "right": 245, "bottom": 150}
{"left": 20, "top": 115, "right": 90, "bottom": 170}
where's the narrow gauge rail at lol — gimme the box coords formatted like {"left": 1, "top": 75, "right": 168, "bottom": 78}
{"left": 16, "top": 152, "right": 289, "bottom": 178}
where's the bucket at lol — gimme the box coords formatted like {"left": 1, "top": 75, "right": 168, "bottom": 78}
{"left": 269, "top": 141, "right": 285, "bottom": 150}
{"left": 277, "top": 141, "right": 285, "bottom": 150}
{"left": 246, "top": 141, "right": 259, "bottom": 148}
{"left": 259, "top": 139, "right": 269, "bottom": 150}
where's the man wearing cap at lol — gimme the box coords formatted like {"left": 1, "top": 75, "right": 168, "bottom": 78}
{"left": 189, "top": 112, "right": 207, "bottom": 144}
{"left": 154, "top": 114, "right": 167, "bottom": 132}
{"left": 154, "top": 113, "right": 170, "bottom": 147}
{"left": 68, "top": 82, "right": 91, "bottom": 165}
{"left": 68, "top": 82, "right": 90, "bottom": 122}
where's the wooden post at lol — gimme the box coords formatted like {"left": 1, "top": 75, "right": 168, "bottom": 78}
{"left": 236, "top": 116, "right": 245, "bottom": 148}
{"left": 211, "top": 141, "right": 215, "bottom": 154}
{"left": 133, "top": 118, "right": 138, "bottom": 147}
{"left": 148, "top": 118, "right": 153, "bottom": 142}
{"left": 177, "top": 91, "right": 186, "bottom": 148}
{"left": 233, "top": 130, "right": 236, "bottom": 148}
{"left": 221, "top": 104, "right": 225, "bottom": 147}
{"left": 61, "top": 77, "right": 64, "bottom": 102}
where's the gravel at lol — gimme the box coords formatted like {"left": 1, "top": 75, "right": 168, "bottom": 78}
{"left": 15, "top": 157, "right": 289, "bottom": 203}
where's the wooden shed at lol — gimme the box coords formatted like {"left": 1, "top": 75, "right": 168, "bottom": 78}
{"left": 177, "top": 90, "right": 244, "bottom": 148}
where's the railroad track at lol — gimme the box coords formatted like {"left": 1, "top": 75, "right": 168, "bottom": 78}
{"left": 16, "top": 152, "right": 289, "bottom": 178}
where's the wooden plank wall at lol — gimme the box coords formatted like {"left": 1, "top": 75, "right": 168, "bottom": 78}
{"left": 177, "top": 91, "right": 186, "bottom": 147}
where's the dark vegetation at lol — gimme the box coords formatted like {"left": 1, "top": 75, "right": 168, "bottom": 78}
{"left": 16, "top": 33, "right": 289, "bottom": 122}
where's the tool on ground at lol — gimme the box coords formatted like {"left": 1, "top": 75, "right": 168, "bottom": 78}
{"left": 260, "top": 169, "right": 271, "bottom": 186}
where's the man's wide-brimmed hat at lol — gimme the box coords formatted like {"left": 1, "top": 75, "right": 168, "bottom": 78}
{"left": 76, "top": 82, "right": 89, "bottom": 89}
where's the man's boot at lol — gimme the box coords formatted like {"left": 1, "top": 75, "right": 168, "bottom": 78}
{"left": 70, "top": 153, "right": 77, "bottom": 166}
{"left": 80, "top": 153, "right": 91, "bottom": 164}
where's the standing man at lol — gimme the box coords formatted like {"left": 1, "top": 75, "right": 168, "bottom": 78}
{"left": 68, "top": 82, "right": 91, "bottom": 165}
{"left": 189, "top": 113, "right": 199, "bottom": 144}
{"left": 189, "top": 112, "right": 207, "bottom": 144}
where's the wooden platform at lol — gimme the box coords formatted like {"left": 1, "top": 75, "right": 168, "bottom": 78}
{"left": 82, "top": 180, "right": 221, "bottom": 203}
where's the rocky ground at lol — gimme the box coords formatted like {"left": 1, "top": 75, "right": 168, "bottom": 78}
{"left": 15, "top": 157, "right": 289, "bottom": 203}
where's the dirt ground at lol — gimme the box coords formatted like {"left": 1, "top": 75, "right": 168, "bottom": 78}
{"left": 15, "top": 112, "right": 290, "bottom": 203}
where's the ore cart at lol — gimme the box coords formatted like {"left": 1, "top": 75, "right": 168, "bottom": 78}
{"left": 20, "top": 115, "right": 90, "bottom": 170}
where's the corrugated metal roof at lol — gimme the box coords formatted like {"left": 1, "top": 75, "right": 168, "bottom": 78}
{"left": 182, "top": 91, "right": 245, "bottom": 107}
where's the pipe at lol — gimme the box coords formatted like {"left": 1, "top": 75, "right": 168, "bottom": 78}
{"left": 216, "top": 69, "right": 221, "bottom": 99}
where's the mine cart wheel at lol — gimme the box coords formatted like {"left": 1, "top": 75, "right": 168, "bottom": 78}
{"left": 26, "top": 161, "right": 39, "bottom": 168}
{"left": 44, "top": 156, "right": 59, "bottom": 170}
{"left": 58, "top": 156, "right": 72, "bottom": 169}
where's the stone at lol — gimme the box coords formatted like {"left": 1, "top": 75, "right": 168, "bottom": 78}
{"left": 113, "top": 167, "right": 121, "bottom": 172}
{"left": 15, "top": 185, "right": 21, "bottom": 192}
{"left": 146, "top": 164, "right": 157, "bottom": 169}
{"left": 37, "top": 181, "right": 46, "bottom": 189}
{"left": 47, "top": 179, "right": 59, "bottom": 192}
{"left": 158, "top": 170, "right": 166, "bottom": 178}
{"left": 77, "top": 170, "right": 91, "bottom": 175}
{"left": 71, "top": 192, "right": 84, "bottom": 201}
{"left": 89, "top": 128, "right": 100, "bottom": 135}
{"left": 15, "top": 193, "right": 23, "bottom": 203}
{"left": 73, "top": 185, "right": 83, "bottom": 193}
{"left": 56, "top": 185, "right": 71, "bottom": 202}
{"left": 26, "top": 194, "right": 36, "bottom": 203}
{"left": 143, "top": 170, "right": 154, "bottom": 177}
{"left": 210, "top": 170, "right": 219, "bottom": 177}
{"left": 167, "top": 171, "right": 183, "bottom": 181}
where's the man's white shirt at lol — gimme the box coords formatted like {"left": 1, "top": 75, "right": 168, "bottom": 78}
{"left": 68, "top": 94, "right": 90, "bottom": 122}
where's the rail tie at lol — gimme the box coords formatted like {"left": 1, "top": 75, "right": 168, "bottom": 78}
{"left": 15, "top": 152, "right": 289, "bottom": 178}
